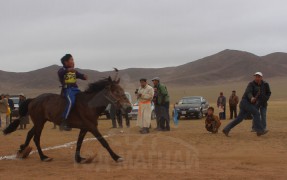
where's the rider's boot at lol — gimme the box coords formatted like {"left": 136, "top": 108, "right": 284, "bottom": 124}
{"left": 60, "top": 118, "right": 72, "bottom": 131}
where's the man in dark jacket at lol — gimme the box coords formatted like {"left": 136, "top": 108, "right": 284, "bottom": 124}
{"left": 153, "top": 87, "right": 161, "bottom": 130}
{"left": 217, "top": 92, "right": 226, "bottom": 120}
{"left": 223, "top": 72, "right": 268, "bottom": 137}
{"left": 19, "top": 93, "right": 29, "bottom": 129}
{"left": 251, "top": 72, "right": 271, "bottom": 131}
{"left": 152, "top": 77, "right": 170, "bottom": 131}
{"left": 110, "top": 104, "right": 130, "bottom": 129}
{"left": 229, "top": 91, "right": 239, "bottom": 119}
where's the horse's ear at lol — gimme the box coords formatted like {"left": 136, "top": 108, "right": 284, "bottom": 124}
{"left": 113, "top": 68, "right": 119, "bottom": 81}
{"left": 108, "top": 76, "right": 112, "bottom": 82}
{"left": 116, "top": 78, "right": 121, "bottom": 84}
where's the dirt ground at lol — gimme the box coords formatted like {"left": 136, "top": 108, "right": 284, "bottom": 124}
{"left": 0, "top": 101, "right": 287, "bottom": 180}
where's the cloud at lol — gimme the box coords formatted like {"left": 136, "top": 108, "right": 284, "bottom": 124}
{"left": 1, "top": 0, "right": 287, "bottom": 72}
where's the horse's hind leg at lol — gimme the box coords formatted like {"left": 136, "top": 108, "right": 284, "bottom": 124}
{"left": 92, "top": 130, "right": 123, "bottom": 162}
{"left": 33, "top": 123, "right": 52, "bottom": 162}
{"left": 17, "top": 127, "right": 35, "bottom": 158}
{"left": 75, "top": 129, "right": 88, "bottom": 163}
{"left": 20, "top": 126, "right": 35, "bottom": 150}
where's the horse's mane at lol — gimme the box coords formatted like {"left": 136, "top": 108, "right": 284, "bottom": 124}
{"left": 84, "top": 78, "right": 112, "bottom": 94}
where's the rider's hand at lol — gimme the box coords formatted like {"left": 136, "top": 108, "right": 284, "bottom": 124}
{"left": 251, "top": 97, "right": 256, "bottom": 103}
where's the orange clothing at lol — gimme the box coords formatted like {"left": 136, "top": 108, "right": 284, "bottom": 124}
{"left": 136, "top": 85, "right": 154, "bottom": 128}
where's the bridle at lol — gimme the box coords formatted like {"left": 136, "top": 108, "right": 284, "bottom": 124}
{"left": 103, "top": 85, "right": 122, "bottom": 106}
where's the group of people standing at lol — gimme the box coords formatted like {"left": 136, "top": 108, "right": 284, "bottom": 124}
{"left": 206, "top": 72, "right": 271, "bottom": 136}
{"left": 129, "top": 71, "right": 271, "bottom": 137}
{"left": 0, "top": 93, "right": 29, "bottom": 130}
{"left": 217, "top": 91, "right": 239, "bottom": 120}
{"left": 136, "top": 77, "right": 170, "bottom": 134}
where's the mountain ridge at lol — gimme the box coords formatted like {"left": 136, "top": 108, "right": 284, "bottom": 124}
{"left": 0, "top": 49, "right": 286, "bottom": 94}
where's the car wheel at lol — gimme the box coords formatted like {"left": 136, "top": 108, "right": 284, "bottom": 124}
{"left": 197, "top": 111, "right": 203, "bottom": 119}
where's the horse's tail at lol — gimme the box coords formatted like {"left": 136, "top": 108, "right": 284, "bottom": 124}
{"left": 3, "top": 98, "right": 34, "bottom": 135}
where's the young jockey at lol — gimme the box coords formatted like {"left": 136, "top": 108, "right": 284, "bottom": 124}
{"left": 205, "top": 107, "right": 221, "bottom": 134}
{"left": 58, "top": 54, "right": 88, "bottom": 131}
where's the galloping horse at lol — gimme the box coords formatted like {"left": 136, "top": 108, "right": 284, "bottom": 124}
{"left": 4, "top": 76, "right": 132, "bottom": 163}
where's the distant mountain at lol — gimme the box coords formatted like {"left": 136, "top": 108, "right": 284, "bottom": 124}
{"left": 113, "top": 49, "right": 287, "bottom": 85}
{"left": 165, "top": 50, "right": 287, "bottom": 84}
{"left": 0, "top": 49, "right": 286, "bottom": 95}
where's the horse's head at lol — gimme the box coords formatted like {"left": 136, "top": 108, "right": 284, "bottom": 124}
{"left": 104, "top": 76, "right": 132, "bottom": 113}
{"left": 86, "top": 73, "right": 132, "bottom": 113}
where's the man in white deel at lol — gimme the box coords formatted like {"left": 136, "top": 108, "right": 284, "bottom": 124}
{"left": 136, "top": 78, "right": 154, "bottom": 134}
{"left": 0, "top": 94, "right": 8, "bottom": 130}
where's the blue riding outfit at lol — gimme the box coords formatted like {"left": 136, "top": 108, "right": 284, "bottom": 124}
{"left": 58, "top": 67, "right": 86, "bottom": 120}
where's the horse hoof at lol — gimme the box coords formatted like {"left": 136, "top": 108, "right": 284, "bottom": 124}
{"left": 117, "top": 157, "right": 124, "bottom": 163}
{"left": 17, "top": 146, "right": 32, "bottom": 159}
{"left": 79, "top": 157, "right": 94, "bottom": 164}
{"left": 42, "top": 157, "right": 53, "bottom": 162}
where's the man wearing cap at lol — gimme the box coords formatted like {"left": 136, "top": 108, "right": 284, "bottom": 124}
{"left": 19, "top": 93, "right": 29, "bottom": 129}
{"left": 152, "top": 77, "right": 170, "bottom": 131}
{"left": 222, "top": 72, "right": 269, "bottom": 137}
{"left": 0, "top": 94, "right": 8, "bottom": 129}
{"left": 251, "top": 72, "right": 271, "bottom": 131}
{"left": 153, "top": 87, "right": 161, "bottom": 130}
{"left": 136, "top": 78, "right": 154, "bottom": 134}
{"left": 229, "top": 91, "right": 239, "bottom": 119}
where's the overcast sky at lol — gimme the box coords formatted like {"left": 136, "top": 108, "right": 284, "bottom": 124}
{"left": 1, "top": 0, "right": 287, "bottom": 72}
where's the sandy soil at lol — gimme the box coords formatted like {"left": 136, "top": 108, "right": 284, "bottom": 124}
{"left": 0, "top": 101, "right": 286, "bottom": 180}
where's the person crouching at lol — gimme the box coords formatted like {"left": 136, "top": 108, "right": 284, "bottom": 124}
{"left": 205, "top": 107, "right": 221, "bottom": 134}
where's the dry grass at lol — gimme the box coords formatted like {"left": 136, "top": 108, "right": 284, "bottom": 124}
{"left": 0, "top": 79, "right": 286, "bottom": 179}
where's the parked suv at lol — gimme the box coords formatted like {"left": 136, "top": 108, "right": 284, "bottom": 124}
{"left": 175, "top": 96, "right": 209, "bottom": 119}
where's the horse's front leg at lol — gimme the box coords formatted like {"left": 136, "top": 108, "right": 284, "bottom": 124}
{"left": 75, "top": 129, "right": 88, "bottom": 163}
{"left": 92, "top": 129, "right": 123, "bottom": 163}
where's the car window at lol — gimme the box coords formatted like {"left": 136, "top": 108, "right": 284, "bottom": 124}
{"left": 182, "top": 98, "right": 201, "bottom": 104}
{"left": 11, "top": 98, "right": 20, "bottom": 104}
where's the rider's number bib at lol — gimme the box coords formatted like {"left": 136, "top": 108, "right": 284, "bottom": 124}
{"left": 64, "top": 72, "right": 77, "bottom": 84}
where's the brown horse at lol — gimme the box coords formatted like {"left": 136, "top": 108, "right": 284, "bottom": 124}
{"left": 3, "top": 76, "right": 132, "bottom": 163}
